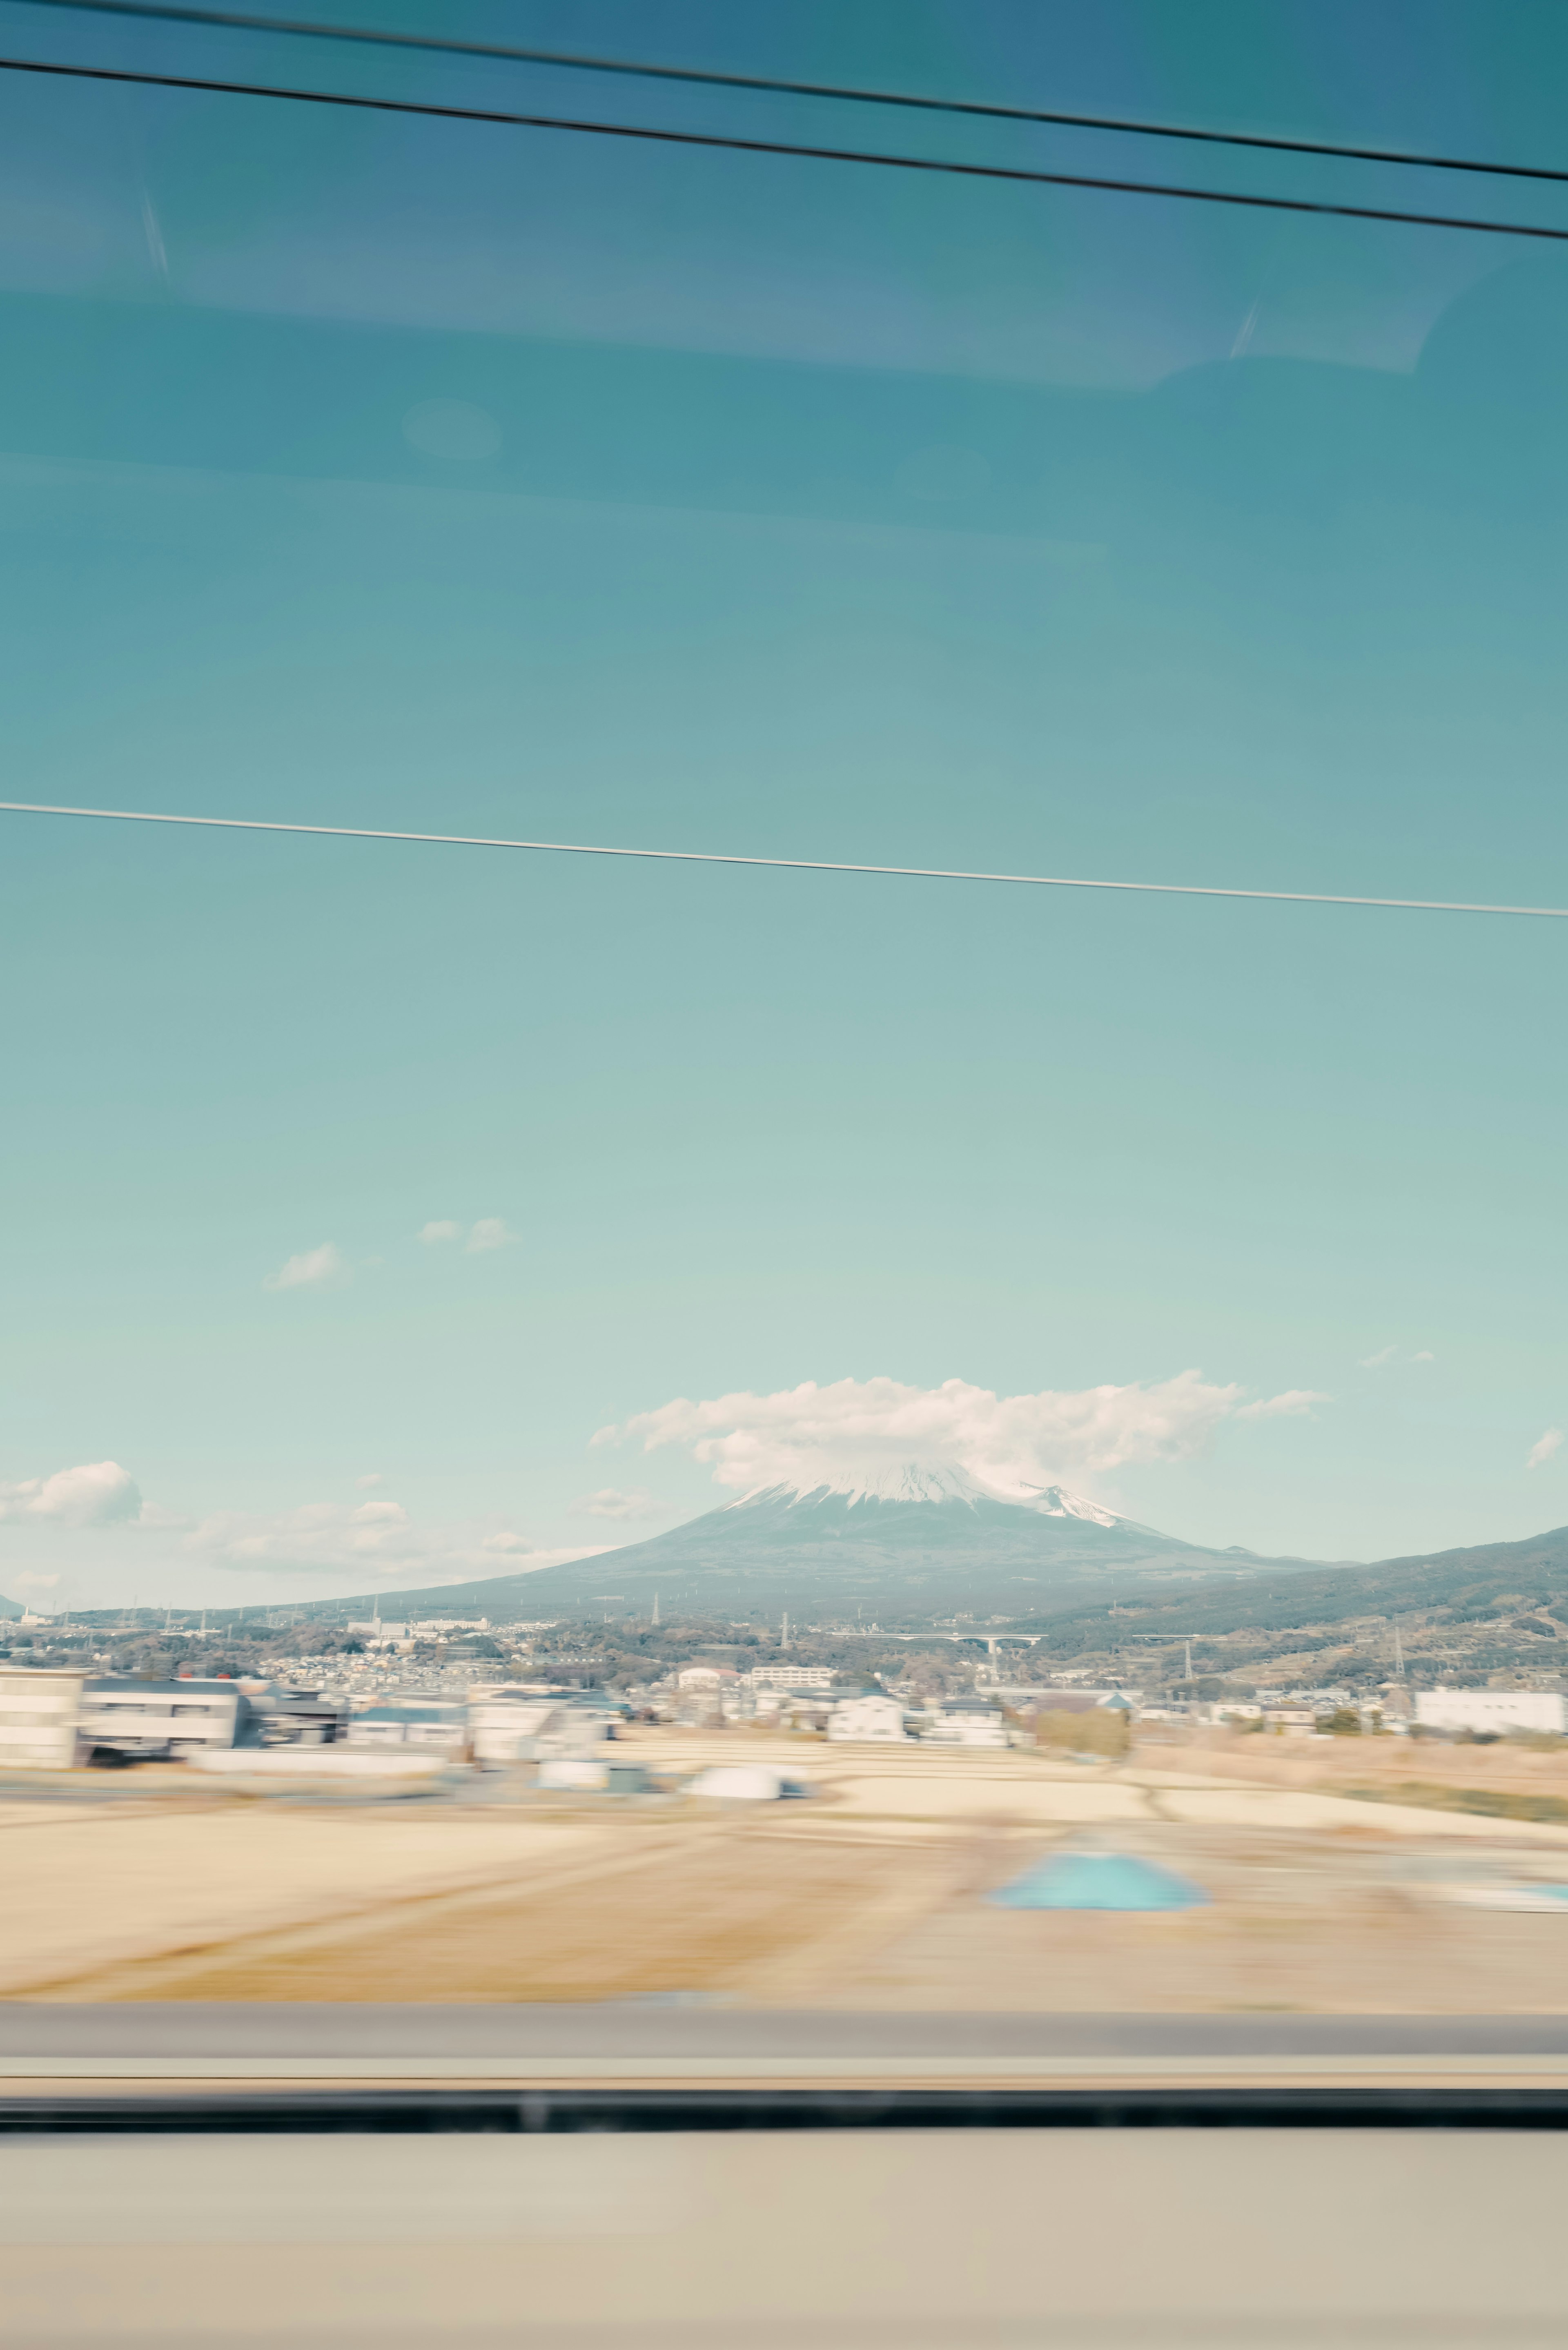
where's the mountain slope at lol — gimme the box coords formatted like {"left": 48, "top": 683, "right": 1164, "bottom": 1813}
{"left": 304, "top": 1474, "right": 1299, "bottom": 1623}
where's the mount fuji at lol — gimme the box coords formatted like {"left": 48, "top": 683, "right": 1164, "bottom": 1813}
{"left": 315, "top": 1465, "right": 1297, "bottom": 1623}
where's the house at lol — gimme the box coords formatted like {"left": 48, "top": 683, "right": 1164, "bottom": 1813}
{"left": 827, "top": 1693, "right": 908, "bottom": 1744}
{"left": 923, "top": 1701, "right": 1009, "bottom": 1749}
{"left": 238, "top": 1681, "right": 347, "bottom": 1745}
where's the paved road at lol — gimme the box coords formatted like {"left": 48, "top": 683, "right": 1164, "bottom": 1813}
{"left": 6, "top": 2003, "right": 1568, "bottom": 2059}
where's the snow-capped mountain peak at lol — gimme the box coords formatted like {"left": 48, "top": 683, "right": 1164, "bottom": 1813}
{"left": 729, "top": 1462, "right": 991, "bottom": 1510}
{"left": 725, "top": 1463, "right": 1129, "bottom": 1521}
{"left": 1015, "top": 1483, "right": 1129, "bottom": 1528}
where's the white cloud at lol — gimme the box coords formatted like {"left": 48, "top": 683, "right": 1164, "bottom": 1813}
{"left": 1235, "top": 1389, "right": 1332, "bottom": 1422}
{"left": 265, "top": 1242, "right": 347, "bottom": 1291}
{"left": 464, "top": 1218, "right": 517, "bottom": 1254}
{"left": 572, "top": 1486, "right": 662, "bottom": 1521}
{"left": 0, "top": 1460, "right": 143, "bottom": 1527}
{"left": 419, "top": 1221, "right": 461, "bottom": 1245}
{"left": 355, "top": 1474, "right": 385, "bottom": 1489}
{"left": 1413, "top": 1350, "right": 1435, "bottom": 1362}
{"left": 1359, "top": 1345, "right": 1397, "bottom": 1369}
{"left": 12, "top": 1570, "right": 60, "bottom": 1591}
{"left": 1528, "top": 1429, "right": 1563, "bottom": 1472}
{"left": 186, "top": 1497, "right": 604, "bottom": 1583}
{"left": 604, "top": 1371, "right": 1327, "bottom": 1503}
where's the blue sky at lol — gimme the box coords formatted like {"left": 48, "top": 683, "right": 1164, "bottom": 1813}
{"left": 4, "top": 0, "right": 1568, "bottom": 1608}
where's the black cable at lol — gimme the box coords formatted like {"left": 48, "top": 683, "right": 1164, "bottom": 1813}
{"left": 5, "top": 51, "right": 1568, "bottom": 244}
{"left": 22, "top": 0, "right": 1568, "bottom": 187}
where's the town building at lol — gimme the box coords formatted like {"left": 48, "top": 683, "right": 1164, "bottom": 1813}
{"left": 78, "top": 1677, "right": 252, "bottom": 1759}
{"left": 0, "top": 1668, "right": 86, "bottom": 1767}
{"left": 346, "top": 1702, "right": 466, "bottom": 1753}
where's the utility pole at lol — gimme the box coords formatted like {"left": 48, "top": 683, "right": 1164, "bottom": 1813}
{"left": 652, "top": 1592, "right": 660, "bottom": 1627}
{"left": 781, "top": 1610, "right": 790, "bottom": 1651}
{"left": 1185, "top": 1639, "right": 1193, "bottom": 1682}
{"left": 1393, "top": 1623, "right": 1405, "bottom": 1680}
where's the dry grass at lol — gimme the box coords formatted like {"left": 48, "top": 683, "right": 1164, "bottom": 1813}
{"left": 47, "top": 1819, "right": 962, "bottom": 2003}
{"left": 1140, "top": 1729, "right": 1568, "bottom": 1805}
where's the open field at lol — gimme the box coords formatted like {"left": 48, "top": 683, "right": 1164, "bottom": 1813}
{"left": 11, "top": 1730, "right": 1568, "bottom": 2010}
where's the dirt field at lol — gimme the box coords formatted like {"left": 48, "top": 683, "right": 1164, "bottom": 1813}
{"left": 13, "top": 1730, "right": 1568, "bottom": 2009}
{"left": 49, "top": 1816, "right": 967, "bottom": 2002}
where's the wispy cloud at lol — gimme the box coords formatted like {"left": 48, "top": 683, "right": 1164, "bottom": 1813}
{"left": 1235, "top": 1389, "right": 1332, "bottom": 1421}
{"left": 187, "top": 1497, "right": 604, "bottom": 1583}
{"left": 420, "top": 1217, "right": 517, "bottom": 1254}
{"left": 465, "top": 1217, "right": 517, "bottom": 1254}
{"left": 572, "top": 1486, "right": 663, "bottom": 1521}
{"left": 1360, "top": 1344, "right": 1435, "bottom": 1369}
{"left": 1528, "top": 1429, "right": 1563, "bottom": 1472}
{"left": 355, "top": 1473, "right": 385, "bottom": 1489}
{"left": 599, "top": 1371, "right": 1328, "bottom": 1502}
{"left": 0, "top": 1460, "right": 143, "bottom": 1527}
{"left": 265, "top": 1242, "right": 347, "bottom": 1291}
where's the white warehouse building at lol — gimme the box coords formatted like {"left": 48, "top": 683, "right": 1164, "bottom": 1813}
{"left": 1414, "top": 1689, "right": 1566, "bottom": 1737}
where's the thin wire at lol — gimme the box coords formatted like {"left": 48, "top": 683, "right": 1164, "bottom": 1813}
{"left": 6, "top": 53, "right": 1568, "bottom": 243}
{"left": 3, "top": 800, "right": 1564, "bottom": 921}
{"left": 26, "top": 0, "right": 1568, "bottom": 187}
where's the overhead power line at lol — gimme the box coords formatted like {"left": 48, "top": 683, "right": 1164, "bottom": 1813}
{"left": 28, "top": 0, "right": 1568, "bottom": 187}
{"left": 2, "top": 800, "right": 1565, "bottom": 922}
{"left": 4, "top": 52, "right": 1568, "bottom": 244}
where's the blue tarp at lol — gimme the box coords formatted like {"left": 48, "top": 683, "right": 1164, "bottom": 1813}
{"left": 988, "top": 1852, "right": 1208, "bottom": 1911}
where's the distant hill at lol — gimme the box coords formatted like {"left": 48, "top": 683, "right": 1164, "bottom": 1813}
{"left": 1022, "top": 1523, "right": 1568, "bottom": 1645}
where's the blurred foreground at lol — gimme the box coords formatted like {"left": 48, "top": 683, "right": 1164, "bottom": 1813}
{"left": 9, "top": 2126, "right": 1568, "bottom": 2348}
{"left": 9, "top": 1726, "right": 1568, "bottom": 2011}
